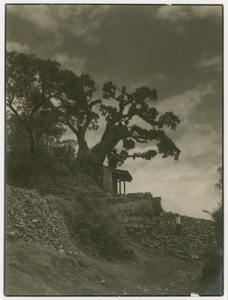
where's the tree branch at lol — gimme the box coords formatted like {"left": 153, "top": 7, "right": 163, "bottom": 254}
{"left": 6, "top": 103, "right": 21, "bottom": 121}
{"left": 81, "top": 115, "right": 93, "bottom": 134}
{"left": 65, "top": 120, "right": 79, "bottom": 137}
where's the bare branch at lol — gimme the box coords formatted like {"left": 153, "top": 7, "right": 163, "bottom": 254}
{"left": 65, "top": 120, "right": 79, "bottom": 137}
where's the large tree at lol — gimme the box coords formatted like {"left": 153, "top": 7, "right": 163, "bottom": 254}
{"left": 6, "top": 51, "right": 69, "bottom": 155}
{"left": 6, "top": 51, "right": 181, "bottom": 167}
{"left": 89, "top": 82, "right": 180, "bottom": 166}
{"left": 63, "top": 80, "right": 181, "bottom": 167}
{"left": 56, "top": 73, "right": 101, "bottom": 159}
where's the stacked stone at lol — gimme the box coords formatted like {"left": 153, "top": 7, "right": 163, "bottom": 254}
{"left": 126, "top": 211, "right": 217, "bottom": 260}
{"left": 6, "top": 185, "right": 218, "bottom": 261}
{"left": 108, "top": 193, "right": 217, "bottom": 259}
{"left": 109, "top": 192, "right": 162, "bottom": 227}
{"left": 6, "top": 185, "right": 72, "bottom": 253}
{"left": 107, "top": 193, "right": 152, "bottom": 205}
{"left": 34, "top": 174, "right": 97, "bottom": 197}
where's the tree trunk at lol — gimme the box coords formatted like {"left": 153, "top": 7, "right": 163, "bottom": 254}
{"left": 66, "top": 121, "right": 90, "bottom": 161}
{"left": 88, "top": 124, "right": 127, "bottom": 166}
{"left": 28, "top": 131, "right": 35, "bottom": 155}
{"left": 77, "top": 133, "right": 89, "bottom": 160}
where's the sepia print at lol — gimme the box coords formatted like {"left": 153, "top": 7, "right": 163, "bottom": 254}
{"left": 5, "top": 3, "right": 223, "bottom": 297}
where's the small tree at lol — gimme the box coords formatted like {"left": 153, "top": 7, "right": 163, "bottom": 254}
{"left": 212, "top": 166, "right": 223, "bottom": 246}
{"left": 50, "top": 139, "right": 78, "bottom": 163}
{"left": 6, "top": 51, "right": 67, "bottom": 155}
{"left": 203, "top": 166, "right": 223, "bottom": 245}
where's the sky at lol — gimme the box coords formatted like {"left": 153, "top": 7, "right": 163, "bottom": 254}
{"left": 5, "top": 4, "right": 223, "bottom": 219}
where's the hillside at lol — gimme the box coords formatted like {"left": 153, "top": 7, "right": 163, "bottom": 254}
{"left": 5, "top": 183, "right": 222, "bottom": 296}
{"left": 6, "top": 237, "right": 205, "bottom": 296}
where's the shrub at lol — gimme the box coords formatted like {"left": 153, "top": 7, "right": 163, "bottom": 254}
{"left": 6, "top": 151, "right": 135, "bottom": 260}
{"left": 54, "top": 186, "right": 135, "bottom": 260}
{"left": 201, "top": 166, "right": 223, "bottom": 293}
{"left": 201, "top": 251, "right": 223, "bottom": 291}
{"left": 6, "top": 151, "right": 70, "bottom": 187}
{"left": 211, "top": 204, "right": 223, "bottom": 246}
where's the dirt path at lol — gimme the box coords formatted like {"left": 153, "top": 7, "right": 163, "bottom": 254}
{"left": 5, "top": 238, "right": 206, "bottom": 296}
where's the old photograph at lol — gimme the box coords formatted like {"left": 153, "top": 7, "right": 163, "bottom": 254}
{"left": 5, "top": 3, "right": 223, "bottom": 297}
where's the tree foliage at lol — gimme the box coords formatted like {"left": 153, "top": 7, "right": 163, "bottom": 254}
{"left": 50, "top": 139, "right": 77, "bottom": 163}
{"left": 56, "top": 73, "right": 101, "bottom": 159}
{"left": 203, "top": 166, "right": 223, "bottom": 245}
{"left": 6, "top": 50, "right": 181, "bottom": 174}
{"left": 87, "top": 82, "right": 181, "bottom": 166}
{"left": 6, "top": 51, "right": 67, "bottom": 155}
{"left": 201, "top": 166, "right": 223, "bottom": 290}
{"left": 212, "top": 166, "right": 223, "bottom": 246}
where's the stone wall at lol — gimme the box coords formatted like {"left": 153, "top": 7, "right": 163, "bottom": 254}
{"left": 107, "top": 193, "right": 217, "bottom": 260}
{"left": 6, "top": 185, "right": 218, "bottom": 261}
{"left": 130, "top": 211, "right": 217, "bottom": 259}
{"left": 6, "top": 185, "right": 81, "bottom": 256}
{"left": 107, "top": 192, "right": 163, "bottom": 227}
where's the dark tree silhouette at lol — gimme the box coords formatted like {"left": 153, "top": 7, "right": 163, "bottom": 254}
{"left": 59, "top": 79, "right": 181, "bottom": 167}
{"left": 6, "top": 51, "right": 67, "bottom": 155}
{"left": 86, "top": 82, "right": 181, "bottom": 167}
{"left": 56, "top": 73, "right": 101, "bottom": 160}
{"left": 6, "top": 51, "right": 181, "bottom": 169}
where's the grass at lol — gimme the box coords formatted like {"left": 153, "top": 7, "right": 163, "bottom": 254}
{"left": 5, "top": 238, "right": 207, "bottom": 296}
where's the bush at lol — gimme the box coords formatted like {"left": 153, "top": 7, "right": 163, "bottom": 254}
{"left": 201, "top": 251, "right": 223, "bottom": 289}
{"left": 54, "top": 186, "right": 135, "bottom": 260}
{"left": 6, "top": 151, "right": 135, "bottom": 260}
{"left": 6, "top": 151, "right": 71, "bottom": 186}
{"left": 201, "top": 166, "right": 223, "bottom": 294}
{"left": 211, "top": 204, "right": 223, "bottom": 246}
{"left": 6, "top": 150, "right": 100, "bottom": 195}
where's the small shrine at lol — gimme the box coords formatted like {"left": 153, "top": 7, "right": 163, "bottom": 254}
{"left": 102, "top": 166, "right": 133, "bottom": 195}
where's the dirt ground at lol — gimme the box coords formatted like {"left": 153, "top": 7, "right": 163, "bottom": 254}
{"left": 4, "top": 238, "right": 209, "bottom": 296}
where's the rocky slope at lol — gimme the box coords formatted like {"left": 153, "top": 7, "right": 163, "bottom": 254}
{"left": 126, "top": 212, "right": 217, "bottom": 260}
{"left": 6, "top": 185, "right": 217, "bottom": 261}
{"left": 6, "top": 185, "right": 80, "bottom": 255}
{"left": 109, "top": 193, "right": 217, "bottom": 260}
{"left": 5, "top": 184, "right": 222, "bottom": 296}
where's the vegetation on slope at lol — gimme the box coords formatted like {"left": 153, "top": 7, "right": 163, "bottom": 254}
{"left": 6, "top": 166, "right": 134, "bottom": 260}
{"left": 200, "top": 166, "right": 223, "bottom": 293}
{"left": 5, "top": 238, "right": 205, "bottom": 296}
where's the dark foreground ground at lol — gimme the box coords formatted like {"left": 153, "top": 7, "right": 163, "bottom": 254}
{"left": 5, "top": 238, "right": 219, "bottom": 296}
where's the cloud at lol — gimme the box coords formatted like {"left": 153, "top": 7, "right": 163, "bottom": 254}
{"left": 154, "top": 83, "right": 215, "bottom": 124}
{"left": 198, "top": 55, "right": 222, "bottom": 71}
{"left": 7, "top": 5, "right": 57, "bottom": 32}
{"left": 155, "top": 5, "right": 222, "bottom": 23}
{"left": 190, "top": 6, "right": 222, "bottom": 19}
{"left": 7, "top": 5, "right": 112, "bottom": 45}
{"left": 179, "top": 124, "right": 222, "bottom": 161}
{"left": 57, "top": 5, "right": 111, "bottom": 44}
{"left": 124, "top": 142, "right": 221, "bottom": 219}
{"left": 6, "top": 41, "right": 30, "bottom": 53}
{"left": 54, "top": 53, "right": 86, "bottom": 75}
{"left": 127, "top": 73, "right": 167, "bottom": 93}
{"left": 121, "top": 83, "right": 221, "bottom": 219}
{"left": 156, "top": 6, "right": 191, "bottom": 22}
{"left": 62, "top": 82, "right": 221, "bottom": 220}
{"left": 153, "top": 83, "right": 222, "bottom": 164}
